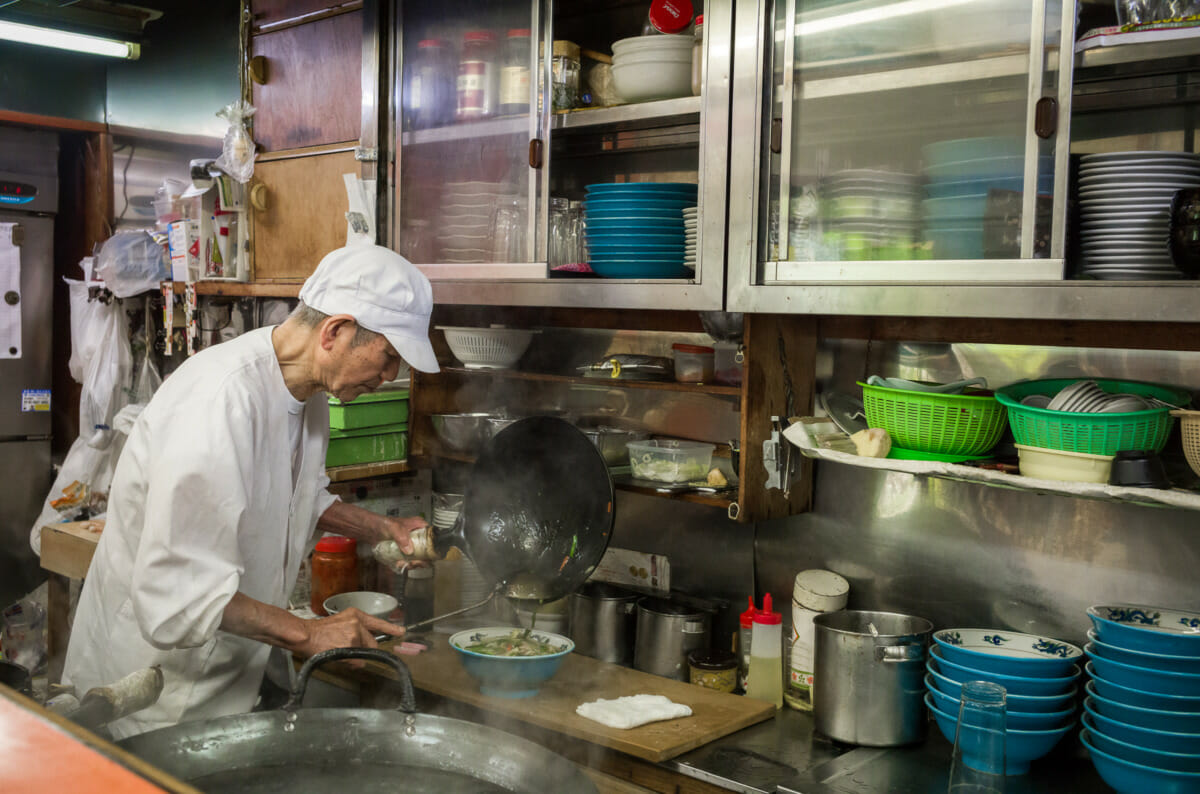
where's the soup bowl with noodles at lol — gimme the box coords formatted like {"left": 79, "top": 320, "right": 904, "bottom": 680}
{"left": 450, "top": 627, "right": 573, "bottom": 698}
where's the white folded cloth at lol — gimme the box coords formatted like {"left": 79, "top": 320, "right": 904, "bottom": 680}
{"left": 575, "top": 694, "right": 693, "bottom": 730}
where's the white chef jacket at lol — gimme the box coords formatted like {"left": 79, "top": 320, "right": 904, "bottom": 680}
{"left": 63, "top": 327, "right": 338, "bottom": 739}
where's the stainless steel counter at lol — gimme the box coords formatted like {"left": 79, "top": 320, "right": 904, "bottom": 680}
{"left": 666, "top": 708, "right": 1112, "bottom": 794}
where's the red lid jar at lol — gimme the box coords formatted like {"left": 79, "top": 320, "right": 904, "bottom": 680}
{"left": 310, "top": 535, "right": 358, "bottom": 615}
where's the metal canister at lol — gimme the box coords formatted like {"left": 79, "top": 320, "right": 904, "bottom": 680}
{"left": 812, "top": 610, "right": 932, "bottom": 747}
{"left": 568, "top": 582, "right": 637, "bottom": 665}
{"left": 634, "top": 597, "right": 710, "bottom": 681}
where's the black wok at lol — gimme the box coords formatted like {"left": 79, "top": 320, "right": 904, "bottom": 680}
{"left": 118, "top": 648, "right": 597, "bottom": 794}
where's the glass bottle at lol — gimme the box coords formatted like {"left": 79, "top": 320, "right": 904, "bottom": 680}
{"left": 310, "top": 535, "right": 358, "bottom": 616}
{"left": 691, "top": 14, "right": 704, "bottom": 96}
{"left": 551, "top": 40, "right": 580, "bottom": 112}
{"left": 457, "top": 30, "right": 499, "bottom": 121}
{"left": 406, "top": 38, "right": 453, "bottom": 130}
{"left": 738, "top": 596, "right": 756, "bottom": 692}
{"left": 642, "top": 0, "right": 694, "bottom": 35}
{"left": 499, "top": 28, "right": 531, "bottom": 116}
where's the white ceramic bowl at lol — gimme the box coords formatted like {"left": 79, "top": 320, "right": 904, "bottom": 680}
{"left": 612, "top": 61, "right": 693, "bottom": 103}
{"left": 611, "top": 34, "right": 694, "bottom": 54}
{"left": 614, "top": 49, "right": 695, "bottom": 65}
{"left": 323, "top": 591, "right": 399, "bottom": 619}
{"left": 1016, "top": 443, "right": 1114, "bottom": 483}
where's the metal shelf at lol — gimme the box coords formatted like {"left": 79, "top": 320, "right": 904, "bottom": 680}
{"left": 552, "top": 96, "right": 701, "bottom": 132}
{"left": 799, "top": 52, "right": 1034, "bottom": 99}
{"left": 1075, "top": 29, "right": 1200, "bottom": 77}
{"left": 400, "top": 116, "right": 525, "bottom": 146}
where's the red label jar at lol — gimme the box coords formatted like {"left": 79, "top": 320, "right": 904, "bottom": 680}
{"left": 310, "top": 535, "right": 358, "bottom": 615}
{"left": 457, "top": 30, "right": 499, "bottom": 120}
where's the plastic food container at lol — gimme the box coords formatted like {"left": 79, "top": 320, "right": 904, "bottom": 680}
{"left": 713, "top": 341, "right": 743, "bottom": 385}
{"left": 672, "top": 343, "right": 714, "bottom": 383}
{"left": 627, "top": 439, "right": 715, "bottom": 483}
{"left": 1015, "top": 443, "right": 1114, "bottom": 483}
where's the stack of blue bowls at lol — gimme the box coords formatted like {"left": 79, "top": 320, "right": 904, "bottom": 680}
{"left": 925, "top": 628, "right": 1081, "bottom": 774}
{"left": 921, "top": 136, "right": 1054, "bottom": 259}
{"left": 582, "top": 182, "right": 696, "bottom": 278}
{"left": 1082, "top": 604, "right": 1200, "bottom": 793}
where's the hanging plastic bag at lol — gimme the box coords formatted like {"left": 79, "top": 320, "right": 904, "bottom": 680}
{"left": 94, "top": 231, "right": 170, "bottom": 299}
{"left": 66, "top": 277, "right": 106, "bottom": 383}
{"left": 214, "top": 100, "right": 257, "bottom": 184}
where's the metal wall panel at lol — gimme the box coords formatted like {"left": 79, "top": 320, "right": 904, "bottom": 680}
{"left": 0, "top": 47, "right": 106, "bottom": 123}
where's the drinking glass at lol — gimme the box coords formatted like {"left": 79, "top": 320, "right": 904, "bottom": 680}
{"left": 491, "top": 196, "right": 527, "bottom": 262}
{"left": 549, "top": 197, "right": 570, "bottom": 266}
{"left": 948, "top": 680, "right": 1006, "bottom": 793}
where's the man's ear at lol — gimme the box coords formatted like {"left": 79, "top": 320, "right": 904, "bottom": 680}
{"left": 318, "top": 314, "right": 358, "bottom": 350}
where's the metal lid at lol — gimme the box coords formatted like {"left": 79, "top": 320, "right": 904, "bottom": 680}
{"left": 793, "top": 569, "right": 850, "bottom": 612}
{"left": 552, "top": 39, "right": 580, "bottom": 59}
{"left": 648, "top": 0, "right": 694, "bottom": 34}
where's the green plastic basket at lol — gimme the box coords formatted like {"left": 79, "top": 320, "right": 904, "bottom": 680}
{"left": 994, "top": 378, "right": 1190, "bottom": 456}
{"left": 326, "top": 422, "right": 408, "bottom": 468}
{"left": 328, "top": 389, "right": 409, "bottom": 430}
{"left": 859, "top": 381, "right": 1008, "bottom": 456}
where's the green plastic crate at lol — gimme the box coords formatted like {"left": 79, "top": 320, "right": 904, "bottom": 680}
{"left": 326, "top": 422, "right": 408, "bottom": 467}
{"left": 994, "top": 378, "right": 1190, "bottom": 455}
{"left": 328, "top": 389, "right": 409, "bottom": 430}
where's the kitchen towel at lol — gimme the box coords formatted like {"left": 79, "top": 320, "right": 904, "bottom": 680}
{"left": 576, "top": 694, "right": 692, "bottom": 729}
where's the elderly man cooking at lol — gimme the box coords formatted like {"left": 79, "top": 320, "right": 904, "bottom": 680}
{"left": 62, "top": 243, "right": 439, "bottom": 739}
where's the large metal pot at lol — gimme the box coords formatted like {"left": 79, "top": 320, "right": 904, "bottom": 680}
{"left": 568, "top": 582, "right": 637, "bottom": 665}
{"left": 634, "top": 597, "right": 710, "bottom": 681}
{"left": 119, "top": 648, "right": 597, "bottom": 794}
{"left": 812, "top": 610, "right": 932, "bottom": 747}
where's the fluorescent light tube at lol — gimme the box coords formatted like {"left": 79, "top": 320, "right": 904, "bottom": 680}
{"left": 793, "top": 0, "right": 976, "bottom": 37}
{"left": 0, "top": 19, "right": 140, "bottom": 59}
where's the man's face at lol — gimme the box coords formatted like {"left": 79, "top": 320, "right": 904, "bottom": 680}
{"left": 324, "top": 324, "right": 403, "bottom": 403}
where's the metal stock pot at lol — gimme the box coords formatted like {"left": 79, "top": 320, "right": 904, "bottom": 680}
{"left": 118, "top": 648, "right": 597, "bottom": 794}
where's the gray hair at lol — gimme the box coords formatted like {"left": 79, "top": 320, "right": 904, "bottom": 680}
{"left": 289, "top": 300, "right": 381, "bottom": 348}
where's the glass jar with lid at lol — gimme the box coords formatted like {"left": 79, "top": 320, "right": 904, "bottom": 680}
{"left": 456, "top": 30, "right": 499, "bottom": 121}
{"left": 405, "top": 38, "right": 454, "bottom": 130}
{"left": 499, "top": 28, "right": 530, "bottom": 116}
{"left": 691, "top": 14, "right": 704, "bottom": 96}
{"left": 310, "top": 535, "right": 358, "bottom": 616}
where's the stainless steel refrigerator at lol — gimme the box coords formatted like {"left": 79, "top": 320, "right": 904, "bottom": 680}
{"left": 0, "top": 128, "right": 56, "bottom": 609}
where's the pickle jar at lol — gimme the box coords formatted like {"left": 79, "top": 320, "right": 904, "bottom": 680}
{"left": 310, "top": 535, "right": 358, "bottom": 615}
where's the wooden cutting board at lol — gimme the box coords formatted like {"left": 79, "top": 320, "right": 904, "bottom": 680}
{"left": 377, "top": 634, "right": 777, "bottom": 763}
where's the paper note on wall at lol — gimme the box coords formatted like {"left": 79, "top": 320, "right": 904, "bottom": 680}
{"left": 0, "top": 223, "right": 21, "bottom": 359}
{"left": 344, "top": 174, "right": 376, "bottom": 246}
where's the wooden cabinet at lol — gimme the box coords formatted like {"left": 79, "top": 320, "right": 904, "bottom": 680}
{"left": 251, "top": 9, "right": 363, "bottom": 152}
{"left": 250, "top": 147, "right": 357, "bottom": 281}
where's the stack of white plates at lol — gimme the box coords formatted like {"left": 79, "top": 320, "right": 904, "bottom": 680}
{"left": 459, "top": 558, "right": 491, "bottom": 607}
{"left": 683, "top": 206, "right": 698, "bottom": 270}
{"left": 822, "top": 169, "right": 920, "bottom": 260}
{"left": 439, "top": 180, "right": 508, "bottom": 264}
{"left": 1078, "top": 152, "right": 1200, "bottom": 280}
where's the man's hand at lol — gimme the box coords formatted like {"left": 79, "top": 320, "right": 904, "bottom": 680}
{"left": 292, "top": 607, "right": 406, "bottom": 659}
{"left": 379, "top": 515, "right": 427, "bottom": 556}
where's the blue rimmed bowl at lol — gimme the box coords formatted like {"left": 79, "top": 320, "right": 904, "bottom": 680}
{"left": 1081, "top": 727, "right": 1200, "bottom": 794}
{"left": 586, "top": 260, "right": 690, "bottom": 279}
{"left": 1089, "top": 662, "right": 1200, "bottom": 713}
{"left": 449, "top": 627, "right": 573, "bottom": 699}
{"left": 1089, "top": 631, "right": 1200, "bottom": 675}
{"left": 927, "top": 662, "right": 1078, "bottom": 713}
{"left": 585, "top": 232, "right": 684, "bottom": 244}
{"left": 930, "top": 647, "right": 1080, "bottom": 697}
{"left": 583, "top": 210, "right": 685, "bottom": 221}
{"left": 583, "top": 198, "right": 695, "bottom": 211}
{"left": 1087, "top": 681, "right": 1200, "bottom": 733}
{"left": 1086, "top": 644, "right": 1200, "bottom": 697}
{"left": 926, "top": 676, "right": 1075, "bottom": 730}
{"left": 1085, "top": 699, "right": 1200, "bottom": 755}
{"left": 586, "top": 182, "right": 697, "bottom": 194}
{"left": 1083, "top": 714, "right": 1200, "bottom": 773}
{"left": 1088, "top": 605, "right": 1200, "bottom": 656}
{"left": 934, "top": 629, "right": 1083, "bottom": 677}
{"left": 925, "top": 693, "right": 1073, "bottom": 775}
{"left": 583, "top": 220, "right": 684, "bottom": 232}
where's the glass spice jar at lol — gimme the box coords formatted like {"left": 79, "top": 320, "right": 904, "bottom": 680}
{"left": 310, "top": 535, "right": 358, "bottom": 616}
{"left": 551, "top": 40, "right": 580, "bottom": 112}
{"left": 498, "top": 28, "right": 531, "bottom": 116}
{"left": 688, "top": 648, "right": 738, "bottom": 693}
{"left": 457, "top": 30, "right": 499, "bottom": 121}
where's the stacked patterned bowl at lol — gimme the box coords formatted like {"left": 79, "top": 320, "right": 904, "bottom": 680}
{"left": 1082, "top": 604, "right": 1200, "bottom": 793}
{"left": 583, "top": 182, "right": 696, "bottom": 278}
{"left": 925, "top": 629, "right": 1082, "bottom": 774}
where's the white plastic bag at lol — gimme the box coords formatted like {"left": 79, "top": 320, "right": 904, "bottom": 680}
{"left": 66, "top": 278, "right": 107, "bottom": 383}
{"left": 94, "top": 230, "right": 170, "bottom": 298}
{"left": 215, "top": 101, "right": 257, "bottom": 184}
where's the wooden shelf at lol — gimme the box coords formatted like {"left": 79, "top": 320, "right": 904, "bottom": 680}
{"left": 438, "top": 366, "right": 742, "bottom": 397}
{"left": 186, "top": 281, "right": 302, "bottom": 297}
{"left": 325, "top": 460, "right": 410, "bottom": 482}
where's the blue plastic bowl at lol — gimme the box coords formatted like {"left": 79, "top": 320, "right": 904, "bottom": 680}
{"left": 921, "top": 136, "right": 1026, "bottom": 164}
{"left": 926, "top": 677, "right": 1075, "bottom": 730}
{"left": 583, "top": 210, "right": 685, "bottom": 221}
{"left": 586, "top": 182, "right": 697, "bottom": 194}
{"left": 587, "top": 260, "right": 690, "bottom": 279}
{"left": 583, "top": 220, "right": 684, "bottom": 231}
{"left": 934, "top": 629, "right": 1083, "bottom": 678}
{"left": 1086, "top": 681, "right": 1200, "bottom": 734}
{"left": 925, "top": 693, "right": 1073, "bottom": 775}
{"left": 450, "top": 627, "right": 573, "bottom": 698}
{"left": 1089, "top": 631, "right": 1200, "bottom": 675}
{"left": 583, "top": 198, "right": 695, "bottom": 210}
{"left": 1081, "top": 728, "right": 1200, "bottom": 794}
{"left": 924, "top": 155, "right": 1054, "bottom": 181}
{"left": 1085, "top": 699, "right": 1200, "bottom": 755}
{"left": 924, "top": 176, "right": 1053, "bottom": 199}
{"left": 924, "top": 227, "right": 983, "bottom": 259}
{"left": 1083, "top": 714, "right": 1200, "bottom": 773}
{"left": 1088, "top": 605, "right": 1200, "bottom": 656}
{"left": 931, "top": 646, "right": 1080, "bottom": 697}
{"left": 1088, "top": 662, "right": 1200, "bottom": 713}
{"left": 1087, "top": 644, "right": 1200, "bottom": 697}
{"left": 926, "top": 662, "right": 1077, "bottom": 713}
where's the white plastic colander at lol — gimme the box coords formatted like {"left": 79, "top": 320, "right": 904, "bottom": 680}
{"left": 438, "top": 326, "right": 536, "bottom": 369}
